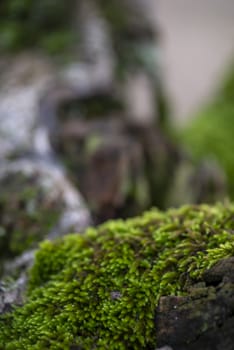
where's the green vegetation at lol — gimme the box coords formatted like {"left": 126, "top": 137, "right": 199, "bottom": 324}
{"left": 180, "top": 64, "right": 234, "bottom": 198}
{"left": 1, "top": 203, "right": 234, "bottom": 349}
{"left": 0, "top": 0, "right": 74, "bottom": 54}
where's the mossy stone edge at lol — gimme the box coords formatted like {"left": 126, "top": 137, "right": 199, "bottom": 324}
{"left": 1, "top": 203, "right": 234, "bottom": 349}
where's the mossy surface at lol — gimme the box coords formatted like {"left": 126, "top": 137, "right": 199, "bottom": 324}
{"left": 180, "top": 64, "right": 234, "bottom": 198}
{"left": 1, "top": 203, "right": 234, "bottom": 349}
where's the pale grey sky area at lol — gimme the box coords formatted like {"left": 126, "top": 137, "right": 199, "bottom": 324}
{"left": 155, "top": 0, "right": 234, "bottom": 123}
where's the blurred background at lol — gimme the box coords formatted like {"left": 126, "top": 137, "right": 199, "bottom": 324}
{"left": 0, "top": 0, "right": 234, "bottom": 260}
{"left": 156, "top": 0, "right": 234, "bottom": 123}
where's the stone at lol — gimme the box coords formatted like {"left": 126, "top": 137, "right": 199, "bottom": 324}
{"left": 155, "top": 257, "right": 234, "bottom": 350}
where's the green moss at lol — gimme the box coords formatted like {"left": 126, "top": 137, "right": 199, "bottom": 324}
{"left": 1, "top": 203, "right": 234, "bottom": 349}
{"left": 180, "top": 64, "right": 234, "bottom": 198}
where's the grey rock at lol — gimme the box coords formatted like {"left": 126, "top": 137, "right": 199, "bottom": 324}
{"left": 0, "top": 53, "right": 55, "bottom": 159}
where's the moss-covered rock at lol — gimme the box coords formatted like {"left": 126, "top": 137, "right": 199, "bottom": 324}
{"left": 0, "top": 180, "right": 52, "bottom": 254}
{"left": 0, "top": 203, "right": 234, "bottom": 349}
{"left": 0, "top": 172, "right": 62, "bottom": 265}
{"left": 180, "top": 64, "right": 234, "bottom": 199}
{"left": 0, "top": 159, "right": 91, "bottom": 274}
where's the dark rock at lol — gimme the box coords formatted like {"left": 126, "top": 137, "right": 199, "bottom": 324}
{"left": 155, "top": 257, "right": 234, "bottom": 350}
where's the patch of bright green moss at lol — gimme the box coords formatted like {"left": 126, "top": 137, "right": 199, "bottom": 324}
{"left": 180, "top": 64, "right": 234, "bottom": 198}
{"left": 1, "top": 203, "right": 234, "bottom": 349}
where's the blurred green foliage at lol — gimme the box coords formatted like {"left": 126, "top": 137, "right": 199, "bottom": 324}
{"left": 180, "top": 63, "right": 234, "bottom": 198}
{"left": 0, "top": 0, "right": 75, "bottom": 54}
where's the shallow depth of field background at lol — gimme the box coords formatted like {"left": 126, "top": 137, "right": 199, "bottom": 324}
{"left": 156, "top": 0, "right": 234, "bottom": 123}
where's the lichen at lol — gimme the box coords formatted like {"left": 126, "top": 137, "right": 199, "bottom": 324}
{"left": 180, "top": 64, "right": 234, "bottom": 198}
{"left": 0, "top": 203, "right": 234, "bottom": 349}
